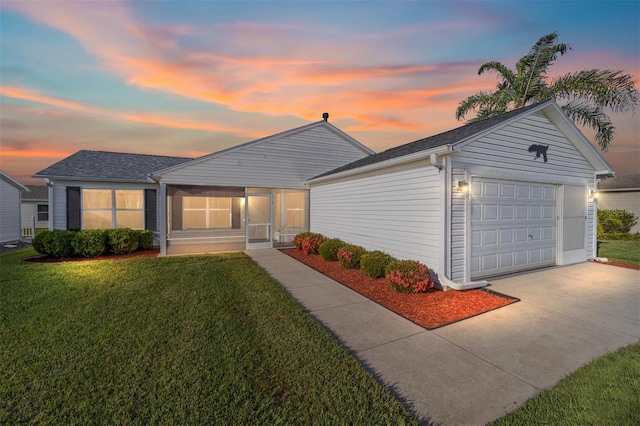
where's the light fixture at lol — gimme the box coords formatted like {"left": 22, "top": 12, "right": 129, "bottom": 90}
{"left": 590, "top": 190, "right": 599, "bottom": 200}
{"left": 457, "top": 180, "right": 469, "bottom": 193}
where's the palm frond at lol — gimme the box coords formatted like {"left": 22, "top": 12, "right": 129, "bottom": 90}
{"left": 456, "top": 90, "right": 513, "bottom": 121}
{"left": 477, "top": 61, "right": 518, "bottom": 89}
{"left": 561, "top": 100, "right": 615, "bottom": 150}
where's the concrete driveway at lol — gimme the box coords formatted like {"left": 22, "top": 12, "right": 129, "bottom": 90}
{"left": 247, "top": 251, "right": 640, "bottom": 426}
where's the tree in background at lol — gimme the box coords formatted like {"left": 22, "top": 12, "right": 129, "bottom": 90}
{"left": 455, "top": 32, "right": 638, "bottom": 150}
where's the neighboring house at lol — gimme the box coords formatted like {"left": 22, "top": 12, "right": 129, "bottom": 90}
{"left": 33, "top": 119, "right": 374, "bottom": 256}
{"left": 307, "top": 100, "right": 613, "bottom": 289}
{"left": 597, "top": 174, "right": 640, "bottom": 233}
{"left": 0, "top": 170, "right": 29, "bottom": 244}
{"left": 21, "top": 185, "right": 50, "bottom": 230}
{"left": 33, "top": 101, "right": 613, "bottom": 289}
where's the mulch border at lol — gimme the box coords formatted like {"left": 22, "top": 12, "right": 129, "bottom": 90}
{"left": 280, "top": 249, "right": 519, "bottom": 330}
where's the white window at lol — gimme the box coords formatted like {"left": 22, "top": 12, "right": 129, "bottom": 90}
{"left": 37, "top": 204, "right": 49, "bottom": 221}
{"left": 82, "top": 189, "right": 143, "bottom": 229}
{"left": 183, "top": 197, "right": 232, "bottom": 229}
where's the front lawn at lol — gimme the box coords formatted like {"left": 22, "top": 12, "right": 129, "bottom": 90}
{"left": 0, "top": 249, "right": 417, "bottom": 424}
{"left": 492, "top": 343, "right": 640, "bottom": 425}
{"left": 598, "top": 240, "right": 640, "bottom": 266}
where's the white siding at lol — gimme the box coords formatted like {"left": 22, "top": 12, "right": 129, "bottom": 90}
{"left": 21, "top": 201, "right": 49, "bottom": 229}
{"left": 450, "top": 111, "right": 600, "bottom": 279}
{"left": 310, "top": 160, "right": 443, "bottom": 268}
{"left": 50, "top": 180, "right": 159, "bottom": 230}
{"left": 598, "top": 191, "right": 640, "bottom": 233}
{"left": 158, "top": 126, "right": 370, "bottom": 188}
{"left": 0, "top": 178, "right": 22, "bottom": 243}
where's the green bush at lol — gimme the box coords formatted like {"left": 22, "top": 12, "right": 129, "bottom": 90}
{"left": 135, "top": 230, "right": 154, "bottom": 250}
{"left": 318, "top": 238, "right": 346, "bottom": 261}
{"left": 385, "top": 259, "right": 433, "bottom": 293}
{"left": 71, "top": 229, "right": 108, "bottom": 257}
{"left": 42, "top": 230, "right": 75, "bottom": 258}
{"left": 31, "top": 230, "right": 51, "bottom": 254}
{"left": 107, "top": 228, "right": 139, "bottom": 254}
{"left": 360, "top": 251, "right": 394, "bottom": 279}
{"left": 292, "top": 232, "right": 326, "bottom": 255}
{"left": 598, "top": 209, "right": 638, "bottom": 234}
{"left": 337, "top": 244, "right": 367, "bottom": 269}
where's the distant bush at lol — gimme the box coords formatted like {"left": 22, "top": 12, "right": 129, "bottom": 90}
{"left": 135, "top": 229, "right": 154, "bottom": 250}
{"left": 292, "top": 232, "right": 326, "bottom": 255}
{"left": 318, "top": 238, "right": 346, "bottom": 261}
{"left": 337, "top": 244, "right": 367, "bottom": 269}
{"left": 107, "top": 228, "right": 139, "bottom": 255}
{"left": 598, "top": 209, "right": 638, "bottom": 235}
{"left": 360, "top": 251, "right": 394, "bottom": 279}
{"left": 599, "top": 233, "right": 640, "bottom": 241}
{"left": 72, "top": 229, "right": 108, "bottom": 257}
{"left": 385, "top": 260, "right": 433, "bottom": 293}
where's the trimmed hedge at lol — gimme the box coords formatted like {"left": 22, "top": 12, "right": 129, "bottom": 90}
{"left": 72, "top": 229, "right": 108, "bottom": 258}
{"left": 108, "top": 228, "right": 139, "bottom": 255}
{"left": 598, "top": 209, "right": 638, "bottom": 235}
{"left": 293, "top": 232, "right": 326, "bottom": 255}
{"left": 599, "top": 233, "right": 640, "bottom": 241}
{"left": 337, "top": 244, "right": 367, "bottom": 269}
{"left": 135, "top": 230, "right": 154, "bottom": 250}
{"left": 318, "top": 238, "right": 346, "bottom": 261}
{"left": 360, "top": 251, "right": 394, "bottom": 279}
{"left": 385, "top": 259, "right": 433, "bottom": 293}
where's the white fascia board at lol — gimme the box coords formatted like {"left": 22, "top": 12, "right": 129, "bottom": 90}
{"left": 306, "top": 146, "right": 453, "bottom": 184}
{"left": 32, "top": 175, "right": 152, "bottom": 184}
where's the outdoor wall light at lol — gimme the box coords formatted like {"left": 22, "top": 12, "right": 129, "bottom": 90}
{"left": 590, "top": 190, "right": 599, "bottom": 200}
{"left": 457, "top": 180, "right": 469, "bottom": 193}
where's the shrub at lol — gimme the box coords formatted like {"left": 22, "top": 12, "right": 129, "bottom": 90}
{"left": 598, "top": 209, "right": 638, "bottom": 234}
{"left": 293, "top": 232, "right": 325, "bottom": 255}
{"left": 337, "top": 244, "right": 367, "bottom": 269}
{"left": 72, "top": 229, "right": 108, "bottom": 257}
{"left": 43, "top": 230, "right": 75, "bottom": 258}
{"left": 385, "top": 260, "right": 433, "bottom": 293}
{"left": 135, "top": 229, "right": 154, "bottom": 250}
{"left": 32, "top": 230, "right": 51, "bottom": 254}
{"left": 107, "top": 228, "right": 139, "bottom": 255}
{"left": 360, "top": 251, "right": 394, "bottom": 279}
{"left": 599, "top": 232, "right": 640, "bottom": 241}
{"left": 319, "top": 238, "right": 346, "bottom": 261}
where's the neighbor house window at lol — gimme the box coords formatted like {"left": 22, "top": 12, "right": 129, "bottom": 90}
{"left": 82, "top": 189, "right": 143, "bottom": 229}
{"left": 285, "top": 191, "right": 306, "bottom": 228}
{"left": 183, "top": 197, "right": 232, "bottom": 229}
{"left": 37, "top": 204, "right": 49, "bottom": 221}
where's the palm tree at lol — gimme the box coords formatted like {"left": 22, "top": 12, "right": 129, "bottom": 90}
{"left": 455, "top": 32, "right": 638, "bottom": 150}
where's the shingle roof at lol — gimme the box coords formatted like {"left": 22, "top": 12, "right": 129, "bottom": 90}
{"left": 33, "top": 150, "right": 193, "bottom": 182}
{"left": 311, "top": 101, "right": 550, "bottom": 180}
{"left": 598, "top": 174, "right": 640, "bottom": 190}
{"left": 22, "top": 185, "right": 49, "bottom": 200}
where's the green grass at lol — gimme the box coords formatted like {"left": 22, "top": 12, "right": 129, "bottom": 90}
{"left": 492, "top": 343, "right": 640, "bottom": 425}
{"left": 598, "top": 240, "right": 640, "bottom": 266}
{"left": 0, "top": 248, "right": 418, "bottom": 424}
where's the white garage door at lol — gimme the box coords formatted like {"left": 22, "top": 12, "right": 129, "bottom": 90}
{"left": 470, "top": 178, "right": 556, "bottom": 279}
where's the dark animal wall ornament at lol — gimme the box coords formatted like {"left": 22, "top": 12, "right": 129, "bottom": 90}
{"left": 528, "top": 144, "right": 549, "bottom": 163}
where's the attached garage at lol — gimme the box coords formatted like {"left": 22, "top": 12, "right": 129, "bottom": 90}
{"left": 309, "top": 100, "right": 614, "bottom": 290}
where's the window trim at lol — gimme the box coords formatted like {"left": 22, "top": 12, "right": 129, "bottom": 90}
{"left": 81, "top": 188, "right": 144, "bottom": 230}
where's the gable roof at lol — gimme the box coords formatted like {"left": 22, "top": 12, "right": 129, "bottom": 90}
{"left": 309, "top": 99, "right": 613, "bottom": 181}
{"left": 33, "top": 150, "right": 192, "bottom": 182}
{"left": 151, "top": 119, "right": 374, "bottom": 177}
{"left": 598, "top": 174, "right": 640, "bottom": 191}
{"left": 22, "top": 185, "right": 49, "bottom": 200}
{"left": 0, "top": 170, "right": 28, "bottom": 191}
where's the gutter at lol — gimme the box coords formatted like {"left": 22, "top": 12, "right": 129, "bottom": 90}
{"left": 438, "top": 275, "right": 488, "bottom": 291}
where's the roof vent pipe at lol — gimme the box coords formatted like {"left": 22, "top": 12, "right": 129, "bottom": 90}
{"left": 322, "top": 112, "right": 329, "bottom": 121}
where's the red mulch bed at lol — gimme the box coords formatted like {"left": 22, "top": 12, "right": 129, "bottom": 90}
{"left": 282, "top": 249, "right": 518, "bottom": 330}
{"left": 24, "top": 249, "right": 160, "bottom": 263}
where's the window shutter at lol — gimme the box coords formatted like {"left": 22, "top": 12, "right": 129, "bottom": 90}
{"left": 144, "top": 189, "right": 157, "bottom": 231}
{"left": 66, "top": 187, "right": 81, "bottom": 230}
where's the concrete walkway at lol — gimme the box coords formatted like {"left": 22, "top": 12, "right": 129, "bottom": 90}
{"left": 246, "top": 250, "right": 640, "bottom": 425}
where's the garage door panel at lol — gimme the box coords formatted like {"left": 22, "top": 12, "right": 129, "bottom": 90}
{"left": 471, "top": 178, "right": 556, "bottom": 279}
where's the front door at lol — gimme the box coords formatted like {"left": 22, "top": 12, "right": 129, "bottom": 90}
{"left": 246, "top": 194, "right": 272, "bottom": 249}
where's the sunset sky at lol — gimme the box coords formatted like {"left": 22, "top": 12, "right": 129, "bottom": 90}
{"left": 1, "top": 0, "right": 638, "bottom": 185}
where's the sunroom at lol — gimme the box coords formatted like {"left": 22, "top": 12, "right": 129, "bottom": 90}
{"left": 164, "top": 185, "right": 308, "bottom": 255}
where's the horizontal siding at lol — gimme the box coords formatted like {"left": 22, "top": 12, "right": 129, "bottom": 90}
{"left": 310, "top": 161, "right": 443, "bottom": 268}
{"left": 160, "top": 127, "right": 370, "bottom": 188}
{"left": 598, "top": 192, "right": 640, "bottom": 233}
{"left": 454, "top": 113, "right": 595, "bottom": 180}
{"left": 0, "top": 178, "right": 22, "bottom": 243}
